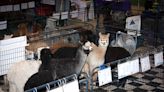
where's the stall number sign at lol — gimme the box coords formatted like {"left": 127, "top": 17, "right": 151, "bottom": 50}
{"left": 154, "top": 52, "right": 163, "bottom": 67}
{"left": 63, "top": 80, "right": 79, "bottom": 92}
{"left": 118, "top": 59, "right": 139, "bottom": 79}
{"left": 98, "top": 67, "right": 112, "bottom": 86}
{"left": 126, "top": 15, "right": 141, "bottom": 31}
{"left": 140, "top": 56, "right": 151, "bottom": 72}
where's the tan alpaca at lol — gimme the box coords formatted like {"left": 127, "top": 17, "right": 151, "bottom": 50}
{"left": 85, "top": 33, "right": 110, "bottom": 76}
{"left": 26, "top": 41, "right": 49, "bottom": 53}
{"left": 14, "top": 23, "right": 29, "bottom": 37}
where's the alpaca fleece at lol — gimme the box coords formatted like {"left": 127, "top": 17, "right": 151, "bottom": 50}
{"left": 24, "top": 70, "right": 53, "bottom": 91}
{"left": 39, "top": 46, "right": 88, "bottom": 80}
{"left": 7, "top": 60, "right": 41, "bottom": 92}
{"left": 105, "top": 46, "right": 131, "bottom": 64}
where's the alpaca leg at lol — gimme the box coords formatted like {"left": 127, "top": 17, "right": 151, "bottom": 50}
{"left": 2, "top": 75, "right": 9, "bottom": 91}
{"left": 92, "top": 72, "right": 98, "bottom": 82}
{"left": 81, "top": 63, "right": 92, "bottom": 91}
{"left": 9, "top": 83, "right": 16, "bottom": 92}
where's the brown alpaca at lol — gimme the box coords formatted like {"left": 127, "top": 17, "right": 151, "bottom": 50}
{"left": 27, "top": 23, "right": 43, "bottom": 41}
{"left": 14, "top": 23, "right": 29, "bottom": 37}
{"left": 26, "top": 41, "right": 49, "bottom": 53}
{"left": 50, "top": 39, "right": 78, "bottom": 54}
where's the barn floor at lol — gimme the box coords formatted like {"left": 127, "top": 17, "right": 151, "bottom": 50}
{"left": 0, "top": 64, "right": 163, "bottom": 92}
{"left": 91, "top": 64, "right": 164, "bottom": 92}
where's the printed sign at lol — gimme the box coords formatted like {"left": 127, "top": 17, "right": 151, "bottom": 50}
{"left": 154, "top": 52, "right": 163, "bottom": 67}
{"left": 140, "top": 56, "right": 151, "bottom": 72}
{"left": 118, "top": 59, "right": 139, "bottom": 79}
{"left": 98, "top": 67, "right": 112, "bottom": 86}
{"left": 63, "top": 80, "right": 80, "bottom": 92}
{"left": 0, "top": 21, "right": 7, "bottom": 30}
{"left": 126, "top": 15, "right": 141, "bottom": 36}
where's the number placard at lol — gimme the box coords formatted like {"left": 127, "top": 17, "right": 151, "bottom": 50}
{"left": 140, "top": 56, "right": 151, "bottom": 72}
{"left": 154, "top": 52, "right": 163, "bottom": 67}
{"left": 63, "top": 80, "right": 80, "bottom": 92}
{"left": 98, "top": 67, "right": 112, "bottom": 86}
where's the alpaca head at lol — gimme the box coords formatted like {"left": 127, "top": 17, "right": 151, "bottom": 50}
{"left": 37, "top": 47, "right": 50, "bottom": 60}
{"left": 17, "top": 23, "right": 28, "bottom": 36}
{"left": 82, "top": 41, "right": 93, "bottom": 55}
{"left": 40, "top": 48, "right": 52, "bottom": 64}
{"left": 98, "top": 32, "right": 110, "bottom": 47}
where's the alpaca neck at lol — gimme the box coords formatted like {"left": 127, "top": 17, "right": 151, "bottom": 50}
{"left": 75, "top": 47, "right": 88, "bottom": 75}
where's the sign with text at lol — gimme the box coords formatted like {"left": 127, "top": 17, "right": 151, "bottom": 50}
{"left": 154, "top": 52, "right": 163, "bottom": 67}
{"left": 140, "top": 56, "right": 151, "bottom": 72}
{"left": 98, "top": 67, "right": 112, "bottom": 86}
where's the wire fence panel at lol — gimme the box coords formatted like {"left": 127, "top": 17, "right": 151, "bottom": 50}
{"left": 0, "top": 36, "right": 27, "bottom": 76}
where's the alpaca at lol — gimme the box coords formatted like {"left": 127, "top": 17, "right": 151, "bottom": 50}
{"left": 50, "top": 39, "right": 78, "bottom": 54}
{"left": 26, "top": 41, "right": 49, "bottom": 54}
{"left": 3, "top": 34, "right": 13, "bottom": 40}
{"left": 7, "top": 60, "right": 41, "bottom": 92}
{"left": 104, "top": 46, "right": 131, "bottom": 64}
{"left": 39, "top": 42, "right": 90, "bottom": 80}
{"left": 24, "top": 42, "right": 91, "bottom": 91}
{"left": 31, "top": 23, "right": 43, "bottom": 34}
{"left": 85, "top": 32, "right": 110, "bottom": 75}
{"left": 24, "top": 70, "right": 53, "bottom": 91}
{"left": 14, "top": 23, "right": 28, "bottom": 37}
{"left": 27, "top": 23, "right": 43, "bottom": 41}
{"left": 0, "top": 34, "right": 13, "bottom": 40}
{"left": 7, "top": 46, "right": 49, "bottom": 92}
{"left": 110, "top": 31, "right": 136, "bottom": 55}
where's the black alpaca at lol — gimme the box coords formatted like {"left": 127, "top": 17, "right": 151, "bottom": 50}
{"left": 105, "top": 46, "right": 131, "bottom": 64}
{"left": 24, "top": 70, "right": 53, "bottom": 92}
{"left": 49, "top": 46, "right": 88, "bottom": 79}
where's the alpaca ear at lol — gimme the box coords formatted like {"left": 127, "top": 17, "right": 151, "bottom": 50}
{"left": 107, "top": 33, "right": 110, "bottom": 37}
{"left": 17, "top": 24, "right": 20, "bottom": 28}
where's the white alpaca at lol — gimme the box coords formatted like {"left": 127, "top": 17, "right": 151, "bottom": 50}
{"left": 7, "top": 60, "right": 41, "bottom": 92}
{"left": 4, "top": 34, "right": 13, "bottom": 40}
